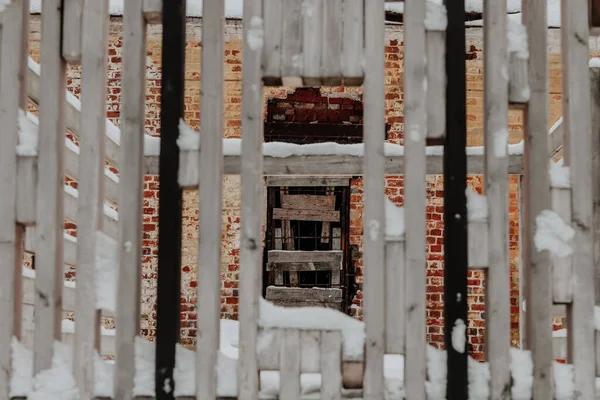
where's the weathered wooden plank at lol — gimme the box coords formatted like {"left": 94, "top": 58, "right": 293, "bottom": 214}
{"left": 281, "top": 195, "right": 335, "bottom": 210}
{"left": 267, "top": 262, "right": 339, "bottom": 272}
{"left": 265, "top": 177, "right": 350, "bottom": 187}
{"left": 321, "top": 0, "right": 343, "bottom": 86}
{"left": 301, "top": 0, "right": 322, "bottom": 86}
{"left": 273, "top": 208, "right": 340, "bottom": 222}
{"left": 508, "top": 53, "right": 530, "bottom": 104}
{"left": 281, "top": 0, "right": 303, "bottom": 85}
{"left": 176, "top": 151, "right": 525, "bottom": 187}
{"left": 74, "top": 1, "right": 110, "bottom": 395}
{"left": 426, "top": 31, "right": 446, "bottom": 139}
{"left": 238, "top": 0, "right": 263, "bottom": 398}
{"left": 342, "top": 0, "right": 364, "bottom": 85}
{"left": 267, "top": 301, "right": 343, "bottom": 311}
{"left": 562, "top": 1, "right": 596, "bottom": 393}
{"left": 331, "top": 227, "right": 342, "bottom": 286}
{"left": 592, "top": 66, "right": 600, "bottom": 309}
{"left": 320, "top": 331, "right": 343, "bottom": 400}
{"left": 279, "top": 329, "right": 301, "bottom": 400}
{"left": 16, "top": 154, "right": 37, "bottom": 225}
{"left": 142, "top": 0, "right": 162, "bottom": 24}
{"left": 114, "top": 0, "right": 147, "bottom": 398}
{"left": 262, "top": 0, "right": 283, "bottom": 85}
{"left": 265, "top": 287, "right": 343, "bottom": 303}
{"left": 24, "top": 228, "right": 77, "bottom": 267}
{"left": 33, "top": 0, "right": 67, "bottom": 375}
{"left": 0, "top": 5, "right": 29, "bottom": 396}
{"left": 21, "top": 328, "right": 116, "bottom": 358}
{"left": 467, "top": 221, "right": 489, "bottom": 268}
{"left": 384, "top": 240, "right": 405, "bottom": 354}
{"left": 196, "top": 1, "right": 225, "bottom": 399}
{"left": 268, "top": 250, "right": 342, "bottom": 264}
{"left": 300, "top": 331, "right": 321, "bottom": 373}
{"left": 257, "top": 328, "right": 280, "bottom": 371}
{"left": 403, "top": 0, "right": 428, "bottom": 396}
{"left": 273, "top": 228, "right": 284, "bottom": 285}
{"left": 551, "top": 187, "right": 573, "bottom": 303}
{"left": 522, "top": 0, "right": 553, "bottom": 395}
{"left": 483, "top": 0, "right": 511, "bottom": 396}
{"left": 61, "top": 0, "right": 83, "bottom": 63}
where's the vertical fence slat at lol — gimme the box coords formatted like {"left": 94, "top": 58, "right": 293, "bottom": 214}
{"left": 320, "top": 330, "right": 343, "bottom": 400}
{"left": 384, "top": 240, "right": 405, "bottom": 354}
{"left": 403, "top": 0, "right": 428, "bottom": 398}
{"left": 300, "top": 330, "right": 321, "bottom": 373}
{"left": 74, "top": 0, "right": 109, "bottom": 396}
{"left": 238, "top": 0, "right": 263, "bottom": 399}
{"left": 341, "top": 0, "right": 364, "bottom": 85}
{"left": 0, "top": 1, "right": 29, "bottom": 397}
{"left": 561, "top": 0, "right": 596, "bottom": 395}
{"left": 321, "top": 0, "right": 342, "bottom": 86}
{"left": 61, "top": 0, "right": 83, "bottom": 63}
{"left": 262, "top": 0, "right": 283, "bottom": 85}
{"left": 363, "top": 0, "right": 386, "bottom": 398}
{"left": 592, "top": 65, "right": 600, "bottom": 309}
{"left": 281, "top": 0, "right": 302, "bottom": 84}
{"left": 115, "top": 0, "right": 147, "bottom": 398}
{"left": 279, "top": 329, "right": 301, "bottom": 400}
{"left": 34, "top": 0, "right": 67, "bottom": 374}
{"left": 196, "top": 0, "right": 225, "bottom": 399}
{"left": 522, "top": 0, "right": 553, "bottom": 397}
{"left": 156, "top": 0, "right": 186, "bottom": 397}
{"left": 302, "top": 0, "right": 322, "bottom": 86}
{"left": 482, "top": 0, "right": 511, "bottom": 397}
{"left": 426, "top": 31, "right": 446, "bottom": 139}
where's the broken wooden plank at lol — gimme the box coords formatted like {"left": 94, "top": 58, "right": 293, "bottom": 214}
{"left": 281, "top": 194, "right": 335, "bottom": 210}
{"left": 273, "top": 208, "right": 340, "bottom": 222}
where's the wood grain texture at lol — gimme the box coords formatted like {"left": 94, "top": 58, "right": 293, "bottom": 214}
{"left": 33, "top": 0, "right": 67, "bottom": 374}
{"left": 521, "top": 0, "right": 553, "bottom": 396}
{"left": 331, "top": 227, "right": 342, "bottom": 286}
{"left": 176, "top": 151, "right": 524, "bottom": 187}
{"left": 279, "top": 329, "right": 301, "bottom": 400}
{"left": 300, "top": 330, "right": 320, "bottom": 373}
{"left": 562, "top": 1, "right": 596, "bottom": 394}
{"left": 196, "top": 1, "right": 225, "bottom": 399}
{"left": 61, "top": 0, "right": 83, "bottom": 63}
{"left": 342, "top": 0, "right": 364, "bottom": 84}
{"left": 591, "top": 66, "right": 600, "bottom": 307}
{"left": 508, "top": 53, "right": 529, "bottom": 104}
{"left": 403, "top": 0, "right": 428, "bottom": 397}
{"left": 320, "top": 330, "right": 343, "bottom": 400}
{"left": 281, "top": 194, "right": 335, "bottom": 210}
{"left": 321, "top": 0, "right": 343, "bottom": 85}
{"left": 257, "top": 328, "right": 280, "bottom": 371}
{"left": 272, "top": 208, "right": 340, "bottom": 222}
{"left": 302, "top": 0, "right": 322, "bottom": 85}
{"left": 16, "top": 146, "right": 37, "bottom": 225}
{"left": 385, "top": 240, "right": 405, "bottom": 354}
{"left": 265, "top": 286, "right": 342, "bottom": 301}
{"left": 73, "top": 1, "right": 109, "bottom": 396}
{"left": 273, "top": 227, "right": 284, "bottom": 285}
{"left": 281, "top": 0, "right": 302, "bottom": 79}
{"left": 262, "top": 0, "right": 283, "bottom": 85}
{"left": 265, "top": 177, "right": 350, "bottom": 187}
{"left": 238, "top": 0, "right": 263, "bottom": 398}
{"left": 426, "top": 31, "right": 446, "bottom": 139}
{"left": 114, "top": 0, "right": 147, "bottom": 398}
{"left": 483, "top": 0, "right": 511, "bottom": 397}
{"left": 467, "top": 221, "right": 489, "bottom": 268}
{"left": 268, "top": 250, "right": 342, "bottom": 263}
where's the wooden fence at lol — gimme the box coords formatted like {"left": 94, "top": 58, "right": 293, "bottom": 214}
{"left": 0, "top": 0, "right": 598, "bottom": 399}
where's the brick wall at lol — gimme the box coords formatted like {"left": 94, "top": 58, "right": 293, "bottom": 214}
{"left": 25, "top": 15, "right": 599, "bottom": 358}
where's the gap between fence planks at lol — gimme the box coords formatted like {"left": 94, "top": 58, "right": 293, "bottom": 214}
{"left": 196, "top": 0, "right": 225, "bottom": 399}
{"left": 362, "top": 0, "right": 386, "bottom": 398}
{"left": 522, "top": 0, "right": 554, "bottom": 397}
{"left": 238, "top": 0, "right": 263, "bottom": 398}
{"left": 561, "top": 0, "right": 596, "bottom": 395}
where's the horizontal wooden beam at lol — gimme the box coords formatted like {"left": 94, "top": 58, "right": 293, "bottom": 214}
{"left": 173, "top": 151, "right": 524, "bottom": 187}
{"left": 268, "top": 250, "right": 342, "bottom": 263}
{"left": 265, "top": 286, "right": 343, "bottom": 302}
{"left": 273, "top": 208, "right": 340, "bottom": 222}
{"left": 265, "top": 177, "right": 351, "bottom": 187}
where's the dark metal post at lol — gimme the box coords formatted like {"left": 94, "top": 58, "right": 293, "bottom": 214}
{"left": 444, "top": 0, "right": 468, "bottom": 398}
{"left": 156, "top": 0, "right": 186, "bottom": 398}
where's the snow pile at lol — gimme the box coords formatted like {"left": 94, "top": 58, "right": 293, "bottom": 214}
{"left": 549, "top": 160, "right": 570, "bottom": 188}
{"left": 534, "top": 210, "right": 575, "bottom": 258}
{"left": 466, "top": 186, "right": 488, "bottom": 222}
{"left": 60, "top": 319, "right": 116, "bottom": 336}
{"left": 510, "top": 348, "right": 533, "bottom": 399}
{"left": 95, "top": 231, "right": 118, "bottom": 312}
{"left": 385, "top": 197, "right": 405, "bottom": 240}
{"left": 468, "top": 357, "right": 490, "bottom": 400}
{"left": 384, "top": 354, "right": 405, "bottom": 399}
{"left": 507, "top": 19, "right": 529, "bottom": 59}
{"left": 10, "top": 338, "right": 33, "bottom": 397}
{"left": 258, "top": 298, "right": 364, "bottom": 361}
{"left": 590, "top": 58, "right": 600, "bottom": 68}
{"left": 246, "top": 16, "right": 264, "bottom": 51}
{"left": 28, "top": 341, "right": 79, "bottom": 400}
{"left": 466, "top": 0, "right": 561, "bottom": 28}
{"left": 424, "top": 0, "right": 447, "bottom": 31}
{"left": 134, "top": 336, "right": 156, "bottom": 396}
{"left": 17, "top": 109, "right": 39, "bottom": 156}
{"left": 553, "top": 361, "right": 574, "bottom": 400}
{"left": 451, "top": 319, "right": 467, "bottom": 354}
{"left": 94, "top": 351, "right": 114, "bottom": 398}
{"left": 177, "top": 118, "right": 200, "bottom": 150}
{"left": 426, "top": 346, "right": 447, "bottom": 399}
